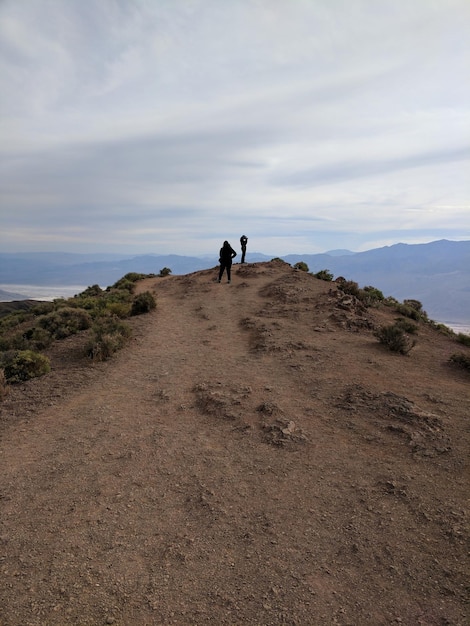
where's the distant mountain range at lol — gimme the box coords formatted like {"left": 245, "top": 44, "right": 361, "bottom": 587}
{"left": 1, "top": 240, "right": 469, "bottom": 324}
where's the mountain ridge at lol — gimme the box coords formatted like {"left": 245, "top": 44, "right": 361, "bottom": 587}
{"left": 0, "top": 260, "right": 468, "bottom": 624}
{"left": 1, "top": 239, "right": 469, "bottom": 324}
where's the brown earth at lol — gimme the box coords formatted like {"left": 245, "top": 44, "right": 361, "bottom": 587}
{"left": 0, "top": 260, "right": 469, "bottom": 625}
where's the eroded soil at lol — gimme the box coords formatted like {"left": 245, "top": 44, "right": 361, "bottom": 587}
{"left": 1, "top": 261, "right": 469, "bottom": 625}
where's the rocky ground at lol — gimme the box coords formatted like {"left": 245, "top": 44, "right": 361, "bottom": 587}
{"left": 0, "top": 260, "right": 469, "bottom": 625}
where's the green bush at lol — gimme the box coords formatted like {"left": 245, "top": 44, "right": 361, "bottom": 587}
{"left": 456, "top": 333, "right": 470, "bottom": 347}
{"left": 159, "top": 267, "right": 172, "bottom": 277}
{"left": 39, "top": 306, "right": 92, "bottom": 339}
{"left": 104, "top": 301, "right": 131, "bottom": 318}
{"left": 395, "top": 299, "right": 428, "bottom": 321}
{"left": 375, "top": 324, "right": 416, "bottom": 355}
{"left": 1, "top": 350, "right": 51, "bottom": 383}
{"left": 31, "top": 302, "right": 55, "bottom": 316}
{"left": 4, "top": 327, "right": 53, "bottom": 351}
{"left": 110, "top": 278, "right": 135, "bottom": 293}
{"left": 112, "top": 273, "right": 148, "bottom": 292}
{"left": 131, "top": 291, "right": 156, "bottom": 315}
{"left": 394, "top": 317, "right": 419, "bottom": 334}
{"left": 449, "top": 352, "right": 470, "bottom": 371}
{"left": 431, "top": 322, "right": 454, "bottom": 336}
{"left": 0, "top": 310, "right": 33, "bottom": 332}
{"left": 394, "top": 303, "right": 422, "bottom": 321}
{"left": 337, "top": 279, "right": 360, "bottom": 297}
{"left": 293, "top": 261, "right": 309, "bottom": 272}
{"left": 359, "top": 286, "right": 384, "bottom": 307}
{"left": 85, "top": 317, "right": 132, "bottom": 361}
{"left": 79, "top": 284, "right": 103, "bottom": 297}
{"left": 314, "top": 269, "right": 334, "bottom": 281}
{"left": 403, "top": 299, "right": 425, "bottom": 313}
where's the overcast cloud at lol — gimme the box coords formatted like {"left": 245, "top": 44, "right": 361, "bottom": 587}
{"left": 1, "top": 0, "right": 469, "bottom": 255}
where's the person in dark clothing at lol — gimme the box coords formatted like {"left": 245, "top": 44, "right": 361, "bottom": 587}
{"left": 240, "top": 235, "right": 248, "bottom": 263}
{"left": 218, "top": 240, "right": 237, "bottom": 283}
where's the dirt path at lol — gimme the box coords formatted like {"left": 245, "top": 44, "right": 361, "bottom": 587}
{"left": 1, "top": 262, "right": 469, "bottom": 625}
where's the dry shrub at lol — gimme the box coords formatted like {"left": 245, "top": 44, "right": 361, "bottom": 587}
{"left": 86, "top": 317, "right": 132, "bottom": 361}
{"left": 375, "top": 324, "right": 416, "bottom": 355}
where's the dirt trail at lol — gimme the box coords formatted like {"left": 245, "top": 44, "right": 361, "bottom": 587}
{"left": 0, "top": 262, "right": 469, "bottom": 625}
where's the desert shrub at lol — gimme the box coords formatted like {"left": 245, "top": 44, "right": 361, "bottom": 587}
{"left": 403, "top": 299, "right": 424, "bottom": 313}
{"left": 314, "top": 269, "right": 334, "bottom": 281}
{"left": 5, "top": 327, "right": 53, "bottom": 351}
{"left": 68, "top": 295, "right": 104, "bottom": 315}
{"left": 271, "top": 257, "right": 289, "bottom": 264}
{"left": 293, "top": 261, "right": 309, "bottom": 272}
{"left": 79, "top": 284, "right": 103, "bottom": 297}
{"left": 131, "top": 291, "right": 156, "bottom": 315}
{"left": 39, "top": 306, "right": 92, "bottom": 339}
{"left": 431, "top": 322, "right": 454, "bottom": 336}
{"left": 394, "top": 317, "right": 419, "bottom": 334}
{"left": 103, "top": 288, "right": 133, "bottom": 304}
{"left": 449, "top": 353, "right": 470, "bottom": 371}
{"left": 383, "top": 296, "right": 399, "bottom": 307}
{"left": 360, "top": 286, "right": 384, "bottom": 307}
{"left": 112, "top": 272, "right": 147, "bottom": 292}
{"left": 31, "top": 301, "right": 55, "bottom": 316}
{"left": 1, "top": 350, "right": 51, "bottom": 383}
{"left": 159, "top": 267, "right": 172, "bottom": 277}
{"left": 104, "top": 301, "right": 131, "bottom": 318}
{"left": 337, "top": 279, "right": 360, "bottom": 297}
{"left": 85, "top": 317, "right": 132, "bottom": 361}
{"left": 456, "top": 332, "right": 470, "bottom": 347}
{"left": 395, "top": 299, "right": 428, "bottom": 321}
{"left": 110, "top": 278, "right": 135, "bottom": 293}
{"left": 394, "top": 303, "right": 422, "bottom": 321}
{"left": 375, "top": 324, "right": 416, "bottom": 355}
{"left": 0, "top": 310, "right": 33, "bottom": 331}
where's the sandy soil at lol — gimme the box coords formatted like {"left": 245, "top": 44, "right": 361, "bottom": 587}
{"left": 0, "top": 260, "right": 469, "bottom": 625}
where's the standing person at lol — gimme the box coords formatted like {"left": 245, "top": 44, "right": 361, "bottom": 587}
{"left": 240, "top": 235, "right": 248, "bottom": 263}
{"left": 218, "top": 240, "right": 237, "bottom": 283}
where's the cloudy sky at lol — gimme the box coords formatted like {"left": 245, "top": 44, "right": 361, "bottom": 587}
{"left": 1, "top": 0, "right": 469, "bottom": 256}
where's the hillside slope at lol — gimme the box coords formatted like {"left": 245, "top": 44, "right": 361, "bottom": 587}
{"left": 0, "top": 261, "right": 469, "bottom": 625}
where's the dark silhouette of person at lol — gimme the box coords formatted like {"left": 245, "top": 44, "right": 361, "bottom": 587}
{"left": 240, "top": 235, "right": 248, "bottom": 263}
{"left": 218, "top": 240, "right": 237, "bottom": 283}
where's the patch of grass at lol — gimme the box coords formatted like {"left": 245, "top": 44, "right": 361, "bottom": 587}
{"left": 1, "top": 349, "right": 51, "bottom": 383}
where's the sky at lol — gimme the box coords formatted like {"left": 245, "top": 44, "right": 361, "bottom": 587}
{"left": 1, "top": 0, "right": 469, "bottom": 256}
